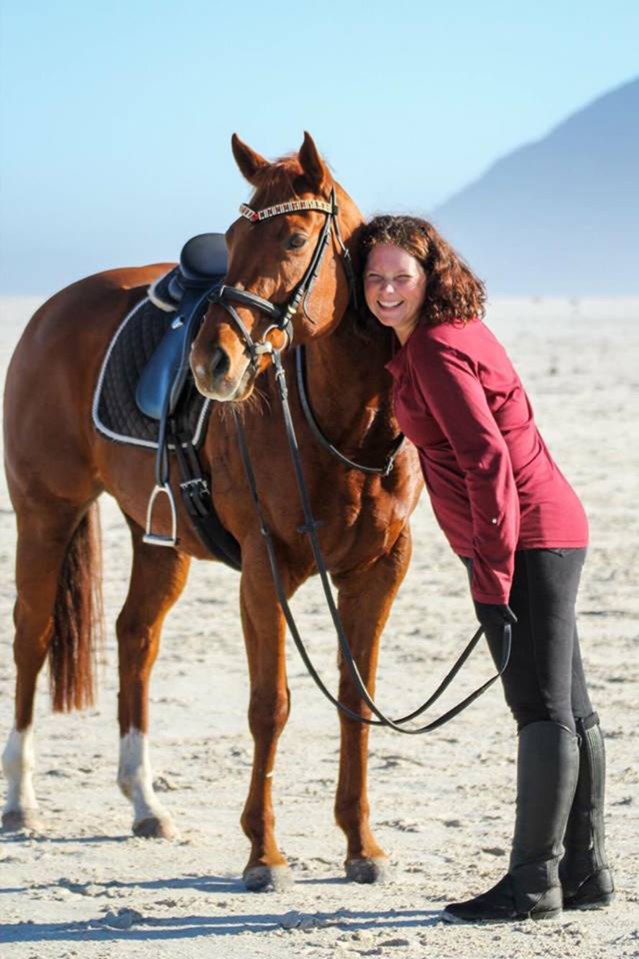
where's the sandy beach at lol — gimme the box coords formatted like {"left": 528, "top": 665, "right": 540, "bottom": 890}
{"left": 0, "top": 295, "right": 637, "bottom": 958}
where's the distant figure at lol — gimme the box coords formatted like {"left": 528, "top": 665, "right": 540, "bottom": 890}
{"left": 361, "top": 215, "right": 614, "bottom": 923}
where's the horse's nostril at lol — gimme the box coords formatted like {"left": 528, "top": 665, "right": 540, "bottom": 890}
{"left": 210, "top": 347, "right": 230, "bottom": 380}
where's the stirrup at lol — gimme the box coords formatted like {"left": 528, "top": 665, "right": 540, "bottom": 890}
{"left": 143, "top": 483, "right": 178, "bottom": 547}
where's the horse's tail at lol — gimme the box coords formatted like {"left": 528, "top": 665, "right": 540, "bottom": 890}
{"left": 49, "top": 502, "right": 104, "bottom": 712}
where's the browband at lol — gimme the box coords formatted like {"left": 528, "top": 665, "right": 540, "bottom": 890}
{"left": 240, "top": 198, "right": 335, "bottom": 223}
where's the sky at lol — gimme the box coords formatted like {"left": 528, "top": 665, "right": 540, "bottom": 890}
{"left": 1, "top": 0, "right": 638, "bottom": 294}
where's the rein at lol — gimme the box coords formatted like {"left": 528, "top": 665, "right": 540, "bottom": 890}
{"left": 234, "top": 347, "right": 511, "bottom": 733}
{"left": 295, "top": 346, "right": 405, "bottom": 477}
{"left": 215, "top": 188, "right": 512, "bottom": 731}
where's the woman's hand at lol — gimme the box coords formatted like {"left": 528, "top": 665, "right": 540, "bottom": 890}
{"left": 474, "top": 602, "right": 518, "bottom": 631}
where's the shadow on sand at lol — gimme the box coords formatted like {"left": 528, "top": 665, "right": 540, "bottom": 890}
{"left": 0, "top": 902, "right": 441, "bottom": 943}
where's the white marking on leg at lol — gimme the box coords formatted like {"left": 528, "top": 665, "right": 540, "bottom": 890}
{"left": 2, "top": 726, "right": 38, "bottom": 815}
{"left": 117, "top": 729, "right": 171, "bottom": 827}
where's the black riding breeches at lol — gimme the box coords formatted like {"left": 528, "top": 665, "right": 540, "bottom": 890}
{"left": 462, "top": 548, "right": 594, "bottom": 733}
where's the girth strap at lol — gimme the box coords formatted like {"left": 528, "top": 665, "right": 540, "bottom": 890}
{"left": 173, "top": 435, "right": 242, "bottom": 570}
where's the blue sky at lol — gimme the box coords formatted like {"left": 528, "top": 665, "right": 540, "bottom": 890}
{"left": 1, "top": 0, "right": 638, "bottom": 293}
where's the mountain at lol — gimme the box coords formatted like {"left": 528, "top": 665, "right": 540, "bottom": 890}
{"left": 431, "top": 78, "right": 639, "bottom": 295}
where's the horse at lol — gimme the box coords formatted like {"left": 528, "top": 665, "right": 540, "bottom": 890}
{"left": 2, "top": 132, "right": 422, "bottom": 890}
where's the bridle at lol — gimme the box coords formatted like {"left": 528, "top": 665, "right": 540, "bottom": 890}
{"left": 208, "top": 187, "right": 357, "bottom": 367}
{"left": 207, "top": 184, "right": 404, "bottom": 477}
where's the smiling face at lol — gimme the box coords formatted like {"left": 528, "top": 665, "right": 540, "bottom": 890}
{"left": 364, "top": 243, "right": 427, "bottom": 344}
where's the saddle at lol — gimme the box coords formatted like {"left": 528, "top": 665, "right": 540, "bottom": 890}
{"left": 125, "top": 233, "right": 241, "bottom": 569}
{"left": 139, "top": 233, "right": 228, "bottom": 419}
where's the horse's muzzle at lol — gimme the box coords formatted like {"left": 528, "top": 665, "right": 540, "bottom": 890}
{"left": 190, "top": 344, "right": 252, "bottom": 402}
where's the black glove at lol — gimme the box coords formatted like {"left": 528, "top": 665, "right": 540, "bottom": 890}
{"left": 474, "top": 602, "right": 517, "bottom": 632}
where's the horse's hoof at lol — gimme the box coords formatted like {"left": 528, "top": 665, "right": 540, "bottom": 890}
{"left": 243, "top": 864, "right": 294, "bottom": 892}
{"left": 345, "top": 857, "right": 391, "bottom": 884}
{"left": 132, "top": 816, "right": 179, "bottom": 840}
{"left": 2, "top": 809, "right": 43, "bottom": 833}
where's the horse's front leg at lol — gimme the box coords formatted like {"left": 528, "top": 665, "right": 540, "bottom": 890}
{"left": 239, "top": 538, "right": 294, "bottom": 892}
{"left": 332, "top": 526, "right": 412, "bottom": 883}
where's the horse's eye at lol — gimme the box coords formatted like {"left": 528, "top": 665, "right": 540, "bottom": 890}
{"left": 288, "top": 234, "right": 307, "bottom": 250}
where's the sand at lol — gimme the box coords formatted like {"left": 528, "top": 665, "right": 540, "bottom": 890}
{"left": 0, "top": 296, "right": 637, "bottom": 958}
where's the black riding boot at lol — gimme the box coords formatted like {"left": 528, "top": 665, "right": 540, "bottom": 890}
{"left": 559, "top": 713, "right": 614, "bottom": 909}
{"left": 443, "top": 721, "right": 580, "bottom": 923}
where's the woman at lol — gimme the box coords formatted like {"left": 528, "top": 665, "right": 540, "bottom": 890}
{"left": 361, "top": 215, "right": 614, "bottom": 923}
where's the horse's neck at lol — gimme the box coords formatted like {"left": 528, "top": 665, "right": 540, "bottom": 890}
{"left": 303, "top": 310, "right": 397, "bottom": 448}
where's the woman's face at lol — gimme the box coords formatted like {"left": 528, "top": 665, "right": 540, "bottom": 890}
{"left": 364, "top": 243, "right": 426, "bottom": 343}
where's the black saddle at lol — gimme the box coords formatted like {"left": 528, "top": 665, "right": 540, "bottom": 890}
{"left": 137, "top": 233, "right": 227, "bottom": 420}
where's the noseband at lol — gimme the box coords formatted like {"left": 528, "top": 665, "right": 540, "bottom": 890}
{"left": 208, "top": 187, "right": 356, "bottom": 366}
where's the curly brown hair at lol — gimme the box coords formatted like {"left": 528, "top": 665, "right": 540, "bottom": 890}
{"left": 359, "top": 215, "right": 485, "bottom": 327}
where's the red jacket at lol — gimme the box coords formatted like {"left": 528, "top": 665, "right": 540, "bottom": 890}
{"left": 385, "top": 319, "right": 588, "bottom": 603}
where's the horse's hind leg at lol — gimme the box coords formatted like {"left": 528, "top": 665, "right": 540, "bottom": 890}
{"left": 116, "top": 515, "right": 191, "bottom": 839}
{"left": 332, "top": 527, "right": 413, "bottom": 883}
{"left": 3, "top": 498, "right": 101, "bottom": 832}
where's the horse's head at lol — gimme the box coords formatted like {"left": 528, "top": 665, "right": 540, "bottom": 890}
{"left": 190, "top": 132, "right": 362, "bottom": 402}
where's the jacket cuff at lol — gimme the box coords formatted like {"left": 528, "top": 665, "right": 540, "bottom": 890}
{"left": 471, "top": 587, "right": 510, "bottom": 605}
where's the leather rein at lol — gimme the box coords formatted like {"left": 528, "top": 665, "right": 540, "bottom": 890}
{"left": 213, "top": 190, "right": 512, "bottom": 732}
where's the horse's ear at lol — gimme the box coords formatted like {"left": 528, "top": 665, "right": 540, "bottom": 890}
{"left": 299, "top": 131, "right": 329, "bottom": 192}
{"left": 231, "top": 134, "right": 270, "bottom": 185}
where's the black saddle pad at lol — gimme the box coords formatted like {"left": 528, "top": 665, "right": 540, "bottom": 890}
{"left": 93, "top": 296, "right": 211, "bottom": 449}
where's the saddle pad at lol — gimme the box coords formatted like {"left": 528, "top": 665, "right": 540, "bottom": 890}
{"left": 92, "top": 297, "right": 211, "bottom": 449}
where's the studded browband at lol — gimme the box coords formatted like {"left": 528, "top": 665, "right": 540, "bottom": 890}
{"left": 239, "top": 198, "right": 335, "bottom": 223}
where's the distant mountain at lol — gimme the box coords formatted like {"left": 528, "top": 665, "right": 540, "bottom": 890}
{"left": 432, "top": 78, "right": 639, "bottom": 295}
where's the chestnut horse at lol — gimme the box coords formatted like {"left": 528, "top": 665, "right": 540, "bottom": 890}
{"left": 2, "top": 133, "right": 422, "bottom": 890}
